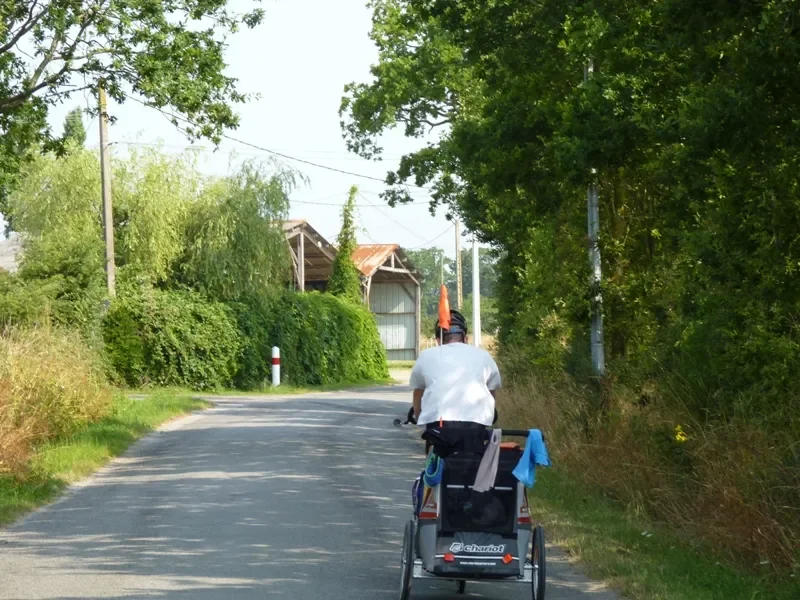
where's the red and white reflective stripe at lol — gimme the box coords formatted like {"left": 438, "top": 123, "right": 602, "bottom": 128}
{"left": 518, "top": 491, "right": 531, "bottom": 524}
{"left": 419, "top": 487, "right": 438, "bottom": 520}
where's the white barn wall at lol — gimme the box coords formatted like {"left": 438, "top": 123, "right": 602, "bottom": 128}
{"left": 369, "top": 282, "right": 418, "bottom": 361}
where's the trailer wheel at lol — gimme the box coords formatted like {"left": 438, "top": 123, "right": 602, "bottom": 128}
{"left": 531, "top": 524, "right": 546, "bottom": 600}
{"left": 400, "top": 520, "right": 414, "bottom": 600}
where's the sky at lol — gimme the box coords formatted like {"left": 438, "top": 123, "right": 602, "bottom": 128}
{"left": 4, "top": 0, "right": 472, "bottom": 258}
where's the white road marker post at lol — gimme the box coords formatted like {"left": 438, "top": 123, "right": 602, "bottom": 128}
{"left": 271, "top": 347, "right": 281, "bottom": 387}
{"left": 472, "top": 235, "right": 482, "bottom": 348}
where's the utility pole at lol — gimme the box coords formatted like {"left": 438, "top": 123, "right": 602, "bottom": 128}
{"left": 455, "top": 220, "right": 463, "bottom": 309}
{"left": 98, "top": 86, "right": 116, "bottom": 298}
{"left": 585, "top": 59, "right": 605, "bottom": 377}
{"left": 472, "top": 234, "right": 481, "bottom": 348}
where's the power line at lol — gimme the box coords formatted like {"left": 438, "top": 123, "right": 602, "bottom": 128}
{"left": 407, "top": 224, "right": 454, "bottom": 250}
{"left": 124, "top": 95, "right": 432, "bottom": 191}
{"left": 357, "top": 192, "right": 429, "bottom": 242}
{"left": 292, "top": 198, "right": 422, "bottom": 208}
{"left": 292, "top": 189, "right": 428, "bottom": 208}
{"left": 109, "top": 140, "right": 407, "bottom": 161}
{"left": 103, "top": 139, "right": 433, "bottom": 206}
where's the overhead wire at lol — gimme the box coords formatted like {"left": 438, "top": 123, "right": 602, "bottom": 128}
{"left": 407, "top": 224, "right": 454, "bottom": 249}
{"left": 292, "top": 189, "right": 427, "bottom": 208}
{"left": 109, "top": 140, "right": 405, "bottom": 161}
{"left": 357, "top": 191, "right": 430, "bottom": 241}
{"left": 124, "top": 95, "right": 432, "bottom": 191}
{"left": 120, "top": 94, "right": 453, "bottom": 248}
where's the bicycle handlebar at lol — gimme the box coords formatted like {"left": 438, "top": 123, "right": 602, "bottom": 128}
{"left": 393, "top": 416, "right": 532, "bottom": 438}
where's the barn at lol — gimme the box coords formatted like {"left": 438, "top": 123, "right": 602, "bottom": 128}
{"left": 353, "top": 245, "right": 421, "bottom": 361}
{"left": 284, "top": 220, "right": 422, "bottom": 360}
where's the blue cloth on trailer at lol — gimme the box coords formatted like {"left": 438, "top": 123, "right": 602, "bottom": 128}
{"left": 423, "top": 453, "right": 444, "bottom": 487}
{"left": 512, "top": 429, "right": 551, "bottom": 488}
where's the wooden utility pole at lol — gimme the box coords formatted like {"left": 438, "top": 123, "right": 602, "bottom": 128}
{"left": 298, "top": 232, "right": 305, "bottom": 291}
{"left": 98, "top": 86, "right": 116, "bottom": 297}
{"left": 455, "top": 220, "right": 463, "bottom": 309}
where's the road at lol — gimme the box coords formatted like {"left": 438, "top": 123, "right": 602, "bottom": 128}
{"left": 0, "top": 384, "right": 619, "bottom": 600}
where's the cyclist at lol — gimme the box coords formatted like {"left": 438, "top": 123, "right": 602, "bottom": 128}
{"left": 409, "top": 309, "right": 501, "bottom": 456}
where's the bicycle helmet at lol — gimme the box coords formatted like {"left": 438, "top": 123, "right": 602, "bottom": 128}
{"left": 434, "top": 309, "right": 469, "bottom": 339}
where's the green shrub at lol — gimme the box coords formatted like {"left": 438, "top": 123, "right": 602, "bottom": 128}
{"left": 327, "top": 186, "right": 362, "bottom": 304}
{"left": 0, "top": 261, "right": 105, "bottom": 344}
{"left": 233, "top": 291, "right": 389, "bottom": 388}
{"left": 0, "top": 272, "right": 56, "bottom": 328}
{"left": 103, "top": 287, "right": 241, "bottom": 390}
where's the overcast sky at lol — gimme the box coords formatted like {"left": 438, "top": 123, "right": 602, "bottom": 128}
{"left": 4, "top": 0, "right": 472, "bottom": 257}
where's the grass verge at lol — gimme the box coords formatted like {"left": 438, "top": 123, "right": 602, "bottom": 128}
{"left": 0, "top": 391, "right": 208, "bottom": 527}
{"left": 498, "top": 370, "right": 799, "bottom": 599}
{"left": 388, "top": 360, "right": 416, "bottom": 369}
{"left": 530, "top": 468, "right": 800, "bottom": 600}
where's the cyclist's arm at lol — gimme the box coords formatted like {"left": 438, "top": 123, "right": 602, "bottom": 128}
{"left": 487, "top": 356, "right": 502, "bottom": 392}
{"left": 410, "top": 359, "right": 426, "bottom": 421}
{"left": 412, "top": 388, "right": 423, "bottom": 421}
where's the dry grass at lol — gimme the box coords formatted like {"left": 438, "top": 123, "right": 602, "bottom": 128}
{"left": 496, "top": 371, "right": 800, "bottom": 576}
{"left": 419, "top": 334, "right": 498, "bottom": 354}
{"left": 0, "top": 327, "right": 113, "bottom": 477}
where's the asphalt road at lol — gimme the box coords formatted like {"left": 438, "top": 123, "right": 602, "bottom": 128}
{"left": 0, "top": 384, "right": 619, "bottom": 600}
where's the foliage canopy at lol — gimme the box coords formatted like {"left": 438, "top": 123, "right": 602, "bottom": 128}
{"left": 341, "top": 0, "right": 800, "bottom": 423}
{"left": 0, "top": 0, "right": 265, "bottom": 221}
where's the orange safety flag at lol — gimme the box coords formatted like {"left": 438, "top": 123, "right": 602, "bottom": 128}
{"left": 438, "top": 284, "right": 451, "bottom": 332}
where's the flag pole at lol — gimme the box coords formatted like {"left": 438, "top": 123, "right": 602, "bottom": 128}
{"left": 440, "top": 251, "right": 444, "bottom": 345}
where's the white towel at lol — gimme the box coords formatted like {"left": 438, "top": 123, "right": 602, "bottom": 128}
{"left": 473, "top": 428, "right": 502, "bottom": 492}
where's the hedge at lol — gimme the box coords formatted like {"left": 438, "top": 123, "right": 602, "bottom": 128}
{"left": 233, "top": 291, "right": 389, "bottom": 388}
{"left": 103, "top": 288, "right": 389, "bottom": 391}
{"left": 102, "top": 288, "right": 242, "bottom": 390}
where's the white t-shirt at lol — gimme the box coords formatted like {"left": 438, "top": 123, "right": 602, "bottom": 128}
{"left": 410, "top": 342, "right": 502, "bottom": 426}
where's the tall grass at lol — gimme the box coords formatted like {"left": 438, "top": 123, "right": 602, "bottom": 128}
{"left": 0, "top": 327, "right": 113, "bottom": 477}
{"left": 497, "top": 369, "right": 800, "bottom": 575}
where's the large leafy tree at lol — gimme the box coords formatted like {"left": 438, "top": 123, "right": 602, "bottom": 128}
{"left": 341, "top": 0, "right": 800, "bottom": 419}
{"left": 0, "top": 0, "right": 265, "bottom": 220}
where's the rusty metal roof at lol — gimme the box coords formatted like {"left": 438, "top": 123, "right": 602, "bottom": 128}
{"left": 286, "top": 220, "right": 420, "bottom": 281}
{"left": 351, "top": 244, "right": 399, "bottom": 277}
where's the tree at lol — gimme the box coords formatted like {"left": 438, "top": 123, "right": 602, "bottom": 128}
{"left": 179, "top": 159, "right": 298, "bottom": 302}
{"left": 327, "top": 185, "right": 363, "bottom": 304}
{"left": 405, "top": 246, "right": 453, "bottom": 314}
{"left": 62, "top": 108, "right": 86, "bottom": 148}
{"left": 0, "top": 0, "right": 265, "bottom": 220}
{"left": 7, "top": 147, "right": 297, "bottom": 306}
{"left": 340, "top": 0, "right": 800, "bottom": 420}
